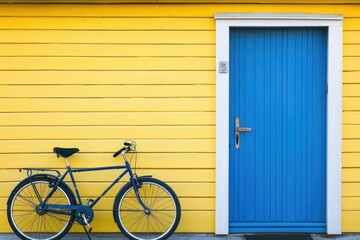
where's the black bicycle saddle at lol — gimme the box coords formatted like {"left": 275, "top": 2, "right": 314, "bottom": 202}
{"left": 53, "top": 147, "right": 79, "bottom": 158}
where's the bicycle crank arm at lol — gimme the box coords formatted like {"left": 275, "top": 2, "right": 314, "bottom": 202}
{"left": 82, "top": 214, "right": 92, "bottom": 233}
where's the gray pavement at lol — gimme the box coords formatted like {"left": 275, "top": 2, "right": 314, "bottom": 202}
{"left": 1, "top": 234, "right": 243, "bottom": 240}
{"left": 1, "top": 234, "right": 360, "bottom": 240}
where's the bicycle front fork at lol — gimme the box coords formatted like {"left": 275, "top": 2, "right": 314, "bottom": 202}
{"left": 132, "top": 174, "right": 151, "bottom": 214}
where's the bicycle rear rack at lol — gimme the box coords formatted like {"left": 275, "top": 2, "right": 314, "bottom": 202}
{"left": 21, "top": 168, "right": 62, "bottom": 188}
{"left": 21, "top": 168, "right": 61, "bottom": 178}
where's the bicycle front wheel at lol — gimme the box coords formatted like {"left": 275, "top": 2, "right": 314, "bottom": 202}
{"left": 114, "top": 177, "right": 181, "bottom": 240}
{"left": 7, "top": 175, "right": 76, "bottom": 240}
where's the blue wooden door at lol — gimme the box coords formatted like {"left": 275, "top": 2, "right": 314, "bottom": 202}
{"left": 229, "top": 28, "right": 327, "bottom": 233}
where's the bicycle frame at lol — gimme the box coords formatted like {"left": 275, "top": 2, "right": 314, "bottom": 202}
{"left": 26, "top": 150, "right": 148, "bottom": 216}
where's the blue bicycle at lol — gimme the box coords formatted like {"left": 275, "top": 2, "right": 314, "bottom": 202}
{"left": 7, "top": 140, "right": 181, "bottom": 240}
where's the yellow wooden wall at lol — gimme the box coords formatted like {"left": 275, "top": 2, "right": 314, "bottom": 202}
{"left": 0, "top": 3, "right": 359, "bottom": 233}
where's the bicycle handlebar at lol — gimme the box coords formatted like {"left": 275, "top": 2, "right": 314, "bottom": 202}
{"left": 113, "top": 140, "right": 137, "bottom": 158}
{"left": 113, "top": 147, "right": 126, "bottom": 158}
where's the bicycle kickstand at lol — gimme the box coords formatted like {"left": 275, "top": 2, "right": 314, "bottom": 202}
{"left": 82, "top": 225, "right": 92, "bottom": 240}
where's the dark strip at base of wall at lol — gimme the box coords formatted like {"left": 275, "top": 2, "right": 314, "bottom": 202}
{"left": 245, "top": 235, "right": 313, "bottom": 240}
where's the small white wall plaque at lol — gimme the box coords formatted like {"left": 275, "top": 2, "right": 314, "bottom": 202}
{"left": 219, "top": 61, "right": 228, "bottom": 73}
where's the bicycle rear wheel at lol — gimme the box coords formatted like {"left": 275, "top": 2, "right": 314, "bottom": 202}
{"left": 114, "top": 177, "right": 181, "bottom": 240}
{"left": 7, "top": 175, "right": 76, "bottom": 240}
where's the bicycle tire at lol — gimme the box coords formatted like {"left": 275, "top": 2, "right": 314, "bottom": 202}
{"left": 7, "top": 175, "right": 76, "bottom": 240}
{"left": 113, "top": 177, "right": 181, "bottom": 240}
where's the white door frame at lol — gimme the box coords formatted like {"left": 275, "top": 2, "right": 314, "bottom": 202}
{"left": 215, "top": 13, "right": 343, "bottom": 235}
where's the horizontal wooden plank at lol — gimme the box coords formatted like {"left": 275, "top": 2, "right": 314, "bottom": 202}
{"left": 15, "top": 0, "right": 360, "bottom": 3}
{"left": 0, "top": 112, "right": 215, "bottom": 126}
{"left": 0, "top": 139, "right": 215, "bottom": 153}
{"left": 0, "top": 200, "right": 9, "bottom": 212}
{"left": 343, "top": 183, "right": 360, "bottom": 197}
{"left": 0, "top": 169, "right": 215, "bottom": 182}
{"left": 0, "top": 196, "right": 214, "bottom": 211}
{"left": 0, "top": 44, "right": 215, "bottom": 57}
{"left": 343, "top": 211, "right": 360, "bottom": 232}
{"left": 0, "top": 71, "right": 215, "bottom": 85}
{"left": 343, "top": 169, "right": 360, "bottom": 182}
{"left": 344, "top": 71, "right": 360, "bottom": 84}
{"left": 344, "top": 45, "right": 360, "bottom": 57}
{"left": 343, "top": 112, "right": 360, "bottom": 125}
{"left": 0, "top": 153, "right": 215, "bottom": 169}
{"left": 0, "top": 4, "right": 359, "bottom": 17}
{"left": 344, "top": 32, "right": 360, "bottom": 45}
{"left": 0, "top": 98, "right": 215, "bottom": 112}
{"left": 344, "top": 58, "right": 360, "bottom": 72}
{"left": 0, "top": 85, "right": 215, "bottom": 98}
{"left": 343, "top": 197, "right": 360, "bottom": 211}
{"left": 0, "top": 182, "right": 215, "bottom": 197}
{"left": 343, "top": 140, "right": 360, "bottom": 152}
{"left": 344, "top": 57, "right": 360, "bottom": 71}
{"left": 0, "top": 17, "right": 214, "bottom": 30}
{"left": 0, "top": 126, "right": 215, "bottom": 139}
{"left": 0, "top": 210, "right": 215, "bottom": 232}
{"left": 0, "top": 0, "right": 358, "bottom": 3}
{"left": 344, "top": 19, "right": 360, "bottom": 31}
{"left": 343, "top": 153, "right": 360, "bottom": 167}
{"left": 0, "top": 57, "right": 214, "bottom": 71}
{"left": 0, "top": 30, "right": 215, "bottom": 44}
{"left": 343, "top": 125, "right": 360, "bottom": 139}
{"left": 344, "top": 84, "right": 360, "bottom": 97}
{"left": 344, "top": 98, "right": 360, "bottom": 111}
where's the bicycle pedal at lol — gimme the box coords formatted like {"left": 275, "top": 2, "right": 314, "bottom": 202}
{"left": 86, "top": 198, "right": 94, "bottom": 206}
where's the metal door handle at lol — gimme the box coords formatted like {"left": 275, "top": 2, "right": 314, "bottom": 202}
{"left": 235, "top": 117, "right": 252, "bottom": 149}
{"left": 237, "top": 127, "right": 252, "bottom": 132}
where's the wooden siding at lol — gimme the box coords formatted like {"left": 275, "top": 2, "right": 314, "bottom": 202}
{"left": 343, "top": 1, "right": 360, "bottom": 229}
{"left": 0, "top": 3, "right": 359, "bottom": 233}
{"left": 0, "top": 0, "right": 359, "bottom": 3}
